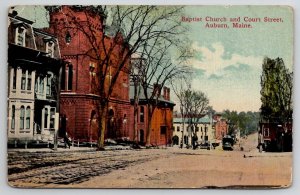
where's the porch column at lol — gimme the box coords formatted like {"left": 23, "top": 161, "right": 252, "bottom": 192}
{"left": 41, "top": 108, "right": 45, "bottom": 134}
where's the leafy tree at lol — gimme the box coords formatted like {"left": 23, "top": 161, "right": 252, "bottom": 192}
{"left": 223, "top": 110, "right": 259, "bottom": 136}
{"left": 260, "top": 57, "right": 293, "bottom": 126}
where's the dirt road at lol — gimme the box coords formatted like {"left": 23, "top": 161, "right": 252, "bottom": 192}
{"left": 8, "top": 144, "right": 292, "bottom": 188}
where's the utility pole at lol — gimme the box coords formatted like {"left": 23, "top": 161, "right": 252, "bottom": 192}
{"left": 53, "top": 113, "right": 59, "bottom": 150}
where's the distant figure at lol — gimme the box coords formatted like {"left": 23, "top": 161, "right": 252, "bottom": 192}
{"left": 180, "top": 140, "right": 183, "bottom": 149}
{"left": 192, "top": 134, "right": 198, "bottom": 150}
{"left": 64, "top": 132, "right": 71, "bottom": 149}
{"left": 258, "top": 130, "right": 264, "bottom": 153}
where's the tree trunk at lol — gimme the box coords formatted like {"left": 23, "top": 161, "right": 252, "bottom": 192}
{"left": 145, "top": 105, "right": 153, "bottom": 147}
{"left": 133, "top": 103, "right": 138, "bottom": 143}
{"left": 97, "top": 102, "right": 107, "bottom": 150}
{"left": 133, "top": 81, "right": 140, "bottom": 143}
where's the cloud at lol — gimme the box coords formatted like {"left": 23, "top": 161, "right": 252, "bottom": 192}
{"left": 208, "top": 74, "right": 223, "bottom": 80}
{"left": 187, "top": 42, "right": 263, "bottom": 76}
{"left": 192, "top": 67, "right": 206, "bottom": 77}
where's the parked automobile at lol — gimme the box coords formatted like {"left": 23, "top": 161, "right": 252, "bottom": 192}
{"left": 222, "top": 135, "right": 234, "bottom": 150}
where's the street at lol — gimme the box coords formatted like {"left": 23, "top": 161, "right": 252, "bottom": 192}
{"left": 7, "top": 133, "right": 292, "bottom": 189}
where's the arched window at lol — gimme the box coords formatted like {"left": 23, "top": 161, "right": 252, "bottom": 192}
{"left": 11, "top": 105, "right": 15, "bottom": 129}
{"left": 139, "top": 106, "right": 144, "bottom": 123}
{"left": 68, "top": 65, "right": 73, "bottom": 90}
{"left": 108, "top": 109, "right": 114, "bottom": 118}
{"left": 46, "top": 41, "right": 54, "bottom": 57}
{"left": 20, "top": 106, "right": 25, "bottom": 129}
{"left": 16, "top": 27, "right": 26, "bottom": 46}
{"left": 44, "top": 108, "right": 48, "bottom": 128}
{"left": 26, "top": 106, "right": 30, "bottom": 129}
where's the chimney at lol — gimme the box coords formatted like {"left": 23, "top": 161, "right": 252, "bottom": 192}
{"left": 163, "top": 87, "right": 167, "bottom": 100}
{"left": 11, "top": 10, "right": 18, "bottom": 17}
{"left": 153, "top": 83, "right": 161, "bottom": 97}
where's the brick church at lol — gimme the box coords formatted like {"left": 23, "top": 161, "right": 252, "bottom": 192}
{"left": 44, "top": 5, "right": 174, "bottom": 146}
{"left": 45, "top": 5, "right": 133, "bottom": 144}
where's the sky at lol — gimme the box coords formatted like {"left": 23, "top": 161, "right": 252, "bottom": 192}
{"left": 11, "top": 5, "right": 293, "bottom": 113}
{"left": 180, "top": 5, "right": 293, "bottom": 112}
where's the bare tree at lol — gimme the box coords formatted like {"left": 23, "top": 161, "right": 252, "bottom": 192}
{"left": 130, "top": 55, "right": 145, "bottom": 143}
{"left": 182, "top": 89, "right": 210, "bottom": 145}
{"left": 46, "top": 5, "right": 190, "bottom": 149}
{"left": 170, "top": 75, "right": 191, "bottom": 147}
{"left": 133, "top": 34, "right": 191, "bottom": 146}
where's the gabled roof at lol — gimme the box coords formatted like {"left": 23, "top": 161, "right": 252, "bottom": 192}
{"left": 129, "top": 84, "right": 175, "bottom": 107}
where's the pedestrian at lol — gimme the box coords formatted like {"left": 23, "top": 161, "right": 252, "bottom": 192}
{"left": 64, "top": 132, "right": 71, "bottom": 149}
{"left": 192, "top": 134, "right": 198, "bottom": 150}
{"left": 180, "top": 140, "right": 183, "bottom": 149}
{"left": 258, "top": 130, "right": 264, "bottom": 153}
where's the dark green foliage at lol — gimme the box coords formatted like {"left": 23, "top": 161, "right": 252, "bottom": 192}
{"left": 260, "top": 57, "right": 293, "bottom": 123}
{"left": 223, "top": 110, "right": 260, "bottom": 136}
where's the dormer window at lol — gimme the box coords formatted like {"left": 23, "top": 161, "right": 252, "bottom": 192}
{"left": 46, "top": 41, "right": 54, "bottom": 57}
{"left": 15, "top": 27, "right": 26, "bottom": 46}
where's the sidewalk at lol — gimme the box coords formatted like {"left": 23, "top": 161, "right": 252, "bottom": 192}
{"left": 244, "top": 149, "right": 292, "bottom": 158}
{"left": 7, "top": 146, "right": 97, "bottom": 153}
{"left": 8, "top": 144, "right": 139, "bottom": 152}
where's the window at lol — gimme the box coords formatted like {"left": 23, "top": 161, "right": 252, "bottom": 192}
{"left": 160, "top": 126, "right": 167, "bottom": 135}
{"left": 21, "top": 70, "right": 26, "bottom": 90}
{"left": 16, "top": 27, "right": 26, "bottom": 46}
{"left": 177, "top": 126, "right": 180, "bottom": 132}
{"left": 46, "top": 75, "right": 51, "bottom": 95}
{"left": 196, "top": 126, "right": 199, "bottom": 132}
{"left": 44, "top": 108, "right": 48, "bottom": 128}
{"left": 68, "top": 65, "right": 73, "bottom": 90}
{"left": 26, "top": 106, "right": 30, "bottom": 129}
{"left": 35, "top": 77, "right": 39, "bottom": 93}
{"left": 263, "top": 128, "right": 269, "bottom": 137}
{"left": 90, "top": 62, "right": 96, "bottom": 93}
{"left": 50, "top": 108, "right": 55, "bottom": 129}
{"left": 11, "top": 105, "right": 15, "bottom": 129}
{"left": 20, "top": 106, "right": 25, "bottom": 129}
{"left": 39, "top": 77, "right": 44, "bottom": 94}
{"left": 140, "top": 106, "right": 144, "bottom": 123}
{"left": 27, "top": 71, "right": 31, "bottom": 90}
{"left": 201, "top": 127, "right": 203, "bottom": 132}
{"left": 61, "top": 65, "right": 66, "bottom": 90}
{"left": 46, "top": 41, "right": 54, "bottom": 57}
{"left": 12, "top": 68, "right": 16, "bottom": 89}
